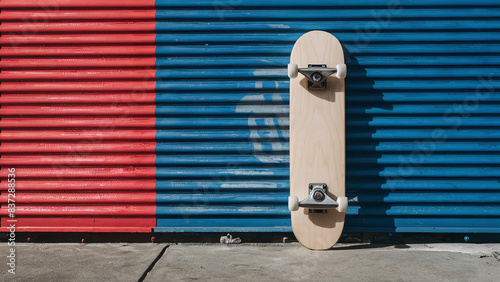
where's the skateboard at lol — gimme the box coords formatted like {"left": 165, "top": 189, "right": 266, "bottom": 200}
{"left": 288, "top": 31, "right": 348, "bottom": 250}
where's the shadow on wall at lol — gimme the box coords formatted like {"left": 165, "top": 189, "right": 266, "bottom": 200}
{"left": 344, "top": 48, "right": 395, "bottom": 232}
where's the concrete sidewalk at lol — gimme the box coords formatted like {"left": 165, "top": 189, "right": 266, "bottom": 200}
{"left": 1, "top": 242, "right": 499, "bottom": 281}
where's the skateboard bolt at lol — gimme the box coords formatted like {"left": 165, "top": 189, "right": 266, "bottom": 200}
{"left": 313, "top": 190, "right": 325, "bottom": 202}
{"left": 311, "top": 72, "right": 322, "bottom": 83}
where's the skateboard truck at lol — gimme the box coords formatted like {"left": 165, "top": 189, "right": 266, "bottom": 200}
{"left": 288, "top": 63, "right": 347, "bottom": 89}
{"left": 288, "top": 183, "right": 348, "bottom": 213}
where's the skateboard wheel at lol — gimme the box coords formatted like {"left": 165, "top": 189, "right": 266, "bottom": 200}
{"left": 336, "top": 197, "right": 348, "bottom": 213}
{"left": 336, "top": 63, "right": 347, "bottom": 79}
{"left": 288, "top": 196, "right": 299, "bottom": 211}
{"left": 288, "top": 63, "right": 298, "bottom": 79}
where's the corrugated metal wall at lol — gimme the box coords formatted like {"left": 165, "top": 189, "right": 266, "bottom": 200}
{"left": 1, "top": 0, "right": 500, "bottom": 233}
{"left": 0, "top": 1, "right": 158, "bottom": 232}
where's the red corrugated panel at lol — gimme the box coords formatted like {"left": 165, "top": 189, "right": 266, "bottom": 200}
{"left": 0, "top": 167, "right": 156, "bottom": 178}
{"left": 0, "top": 155, "right": 157, "bottom": 166}
{"left": 0, "top": 142, "right": 157, "bottom": 153}
{"left": 0, "top": 2, "right": 157, "bottom": 232}
{"left": 0, "top": 22, "right": 156, "bottom": 33}
{"left": 0, "top": 118, "right": 157, "bottom": 128}
{"left": 0, "top": 180, "right": 157, "bottom": 191}
{"left": 0, "top": 81, "right": 156, "bottom": 92}
{"left": 0, "top": 58, "right": 157, "bottom": 69}
{"left": 0, "top": 70, "right": 157, "bottom": 81}
{"left": 0, "top": 130, "right": 157, "bottom": 141}
{"left": 0, "top": 10, "right": 156, "bottom": 21}
{"left": 0, "top": 0, "right": 157, "bottom": 8}
{"left": 0, "top": 46, "right": 156, "bottom": 56}
{"left": 0, "top": 105, "right": 157, "bottom": 115}
{"left": 0, "top": 34, "right": 156, "bottom": 45}
{"left": 0, "top": 93, "right": 157, "bottom": 104}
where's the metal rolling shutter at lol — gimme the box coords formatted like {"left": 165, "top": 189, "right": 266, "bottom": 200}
{"left": 154, "top": 0, "right": 500, "bottom": 233}
{"left": 1, "top": 0, "right": 500, "bottom": 233}
{"left": 0, "top": 1, "right": 158, "bottom": 232}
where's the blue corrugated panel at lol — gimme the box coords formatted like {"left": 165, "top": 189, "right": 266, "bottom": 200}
{"left": 154, "top": 1, "right": 500, "bottom": 232}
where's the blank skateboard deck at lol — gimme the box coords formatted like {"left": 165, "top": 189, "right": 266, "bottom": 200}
{"left": 289, "top": 31, "right": 346, "bottom": 250}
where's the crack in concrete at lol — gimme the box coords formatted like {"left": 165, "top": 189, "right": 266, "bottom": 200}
{"left": 138, "top": 245, "right": 169, "bottom": 282}
{"left": 492, "top": 251, "right": 500, "bottom": 261}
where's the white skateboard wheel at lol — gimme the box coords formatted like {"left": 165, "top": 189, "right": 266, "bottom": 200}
{"left": 288, "top": 63, "right": 298, "bottom": 79}
{"left": 336, "top": 63, "right": 347, "bottom": 79}
{"left": 336, "top": 197, "right": 348, "bottom": 213}
{"left": 288, "top": 196, "right": 299, "bottom": 211}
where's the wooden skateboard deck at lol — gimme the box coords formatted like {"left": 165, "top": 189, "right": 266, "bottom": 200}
{"left": 289, "top": 31, "right": 346, "bottom": 250}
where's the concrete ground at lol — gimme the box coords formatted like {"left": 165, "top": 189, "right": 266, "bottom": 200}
{"left": 0, "top": 242, "right": 499, "bottom": 281}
